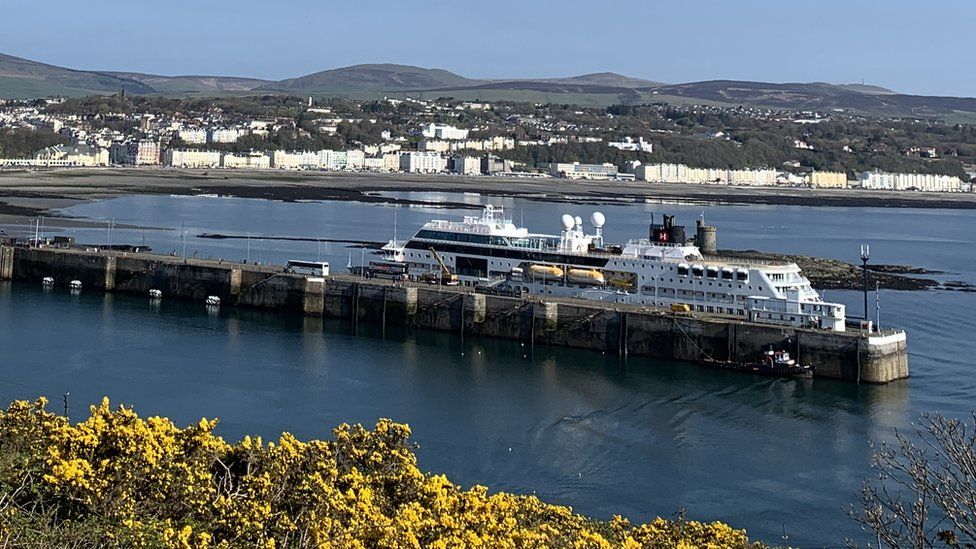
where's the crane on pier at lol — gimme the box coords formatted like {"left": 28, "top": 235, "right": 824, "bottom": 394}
{"left": 427, "top": 247, "right": 459, "bottom": 286}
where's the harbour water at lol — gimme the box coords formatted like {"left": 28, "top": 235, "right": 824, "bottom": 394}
{"left": 1, "top": 192, "right": 974, "bottom": 546}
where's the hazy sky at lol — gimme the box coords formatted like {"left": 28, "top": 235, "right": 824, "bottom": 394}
{"left": 2, "top": 0, "right": 972, "bottom": 96}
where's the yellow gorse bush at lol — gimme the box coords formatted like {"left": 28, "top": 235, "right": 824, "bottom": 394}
{"left": 0, "top": 397, "right": 763, "bottom": 548}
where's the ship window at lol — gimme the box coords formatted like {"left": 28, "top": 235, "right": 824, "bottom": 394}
{"left": 706, "top": 268, "right": 718, "bottom": 278}
{"left": 677, "top": 265, "right": 689, "bottom": 276}
{"left": 691, "top": 266, "right": 703, "bottom": 277}
{"left": 721, "top": 270, "right": 733, "bottom": 280}
{"left": 736, "top": 271, "right": 749, "bottom": 282}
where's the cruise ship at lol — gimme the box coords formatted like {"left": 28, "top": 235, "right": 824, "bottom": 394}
{"left": 377, "top": 205, "right": 846, "bottom": 331}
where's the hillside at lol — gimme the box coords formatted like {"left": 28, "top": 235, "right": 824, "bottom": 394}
{"left": 261, "top": 63, "right": 480, "bottom": 93}
{"left": 3, "top": 51, "right": 976, "bottom": 120}
{"left": 835, "top": 83, "right": 897, "bottom": 95}
{"left": 103, "top": 72, "right": 270, "bottom": 94}
{"left": 639, "top": 80, "right": 976, "bottom": 119}
{"left": 535, "top": 72, "right": 664, "bottom": 88}
{"left": 0, "top": 53, "right": 154, "bottom": 98}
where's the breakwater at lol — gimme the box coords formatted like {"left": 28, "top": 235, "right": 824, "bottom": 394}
{"left": 0, "top": 245, "right": 908, "bottom": 383}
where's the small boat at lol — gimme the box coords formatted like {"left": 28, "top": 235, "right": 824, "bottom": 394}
{"left": 68, "top": 280, "right": 82, "bottom": 290}
{"left": 42, "top": 277, "right": 55, "bottom": 286}
{"left": 205, "top": 296, "right": 221, "bottom": 306}
{"left": 149, "top": 289, "right": 163, "bottom": 299}
{"left": 701, "top": 348, "right": 813, "bottom": 379}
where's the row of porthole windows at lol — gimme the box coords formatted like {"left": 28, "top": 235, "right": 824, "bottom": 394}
{"left": 677, "top": 268, "right": 748, "bottom": 282}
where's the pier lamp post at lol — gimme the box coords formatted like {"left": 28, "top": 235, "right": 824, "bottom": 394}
{"left": 860, "top": 244, "right": 870, "bottom": 322}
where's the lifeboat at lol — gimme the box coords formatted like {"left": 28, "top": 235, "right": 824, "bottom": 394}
{"left": 567, "top": 268, "right": 605, "bottom": 285}
{"left": 529, "top": 264, "right": 564, "bottom": 278}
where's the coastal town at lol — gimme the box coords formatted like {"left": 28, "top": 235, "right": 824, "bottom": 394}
{"left": 1, "top": 94, "right": 975, "bottom": 193}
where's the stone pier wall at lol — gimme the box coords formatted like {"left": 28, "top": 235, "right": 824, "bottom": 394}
{"left": 1, "top": 245, "right": 909, "bottom": 383}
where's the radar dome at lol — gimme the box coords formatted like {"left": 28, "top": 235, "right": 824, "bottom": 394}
{"left": 561, "top": 214, "right": 575, "bottom": 231}
{"left": 574, "top": 216, "right": 583, "bottom": 228}
{"left": 591, "top": 212, "right": 606, "bottom": 228}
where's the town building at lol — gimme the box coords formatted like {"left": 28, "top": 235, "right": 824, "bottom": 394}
{"left": 481, "top": 154, "right": 512, "bottom": 175}
{"left": 418, "top": 139, "right": 451, "bottom": 153}
{"left": 637, "top": 163, "right": 725, "bottom": 184}
{"left": 361, "top": 153, "right": 401, "bottom": 172}
{"left": 449, "top": 155, "right": 481, "bottom": 175}
{"left": 165, "top": 149, "right": 222, "bottom": 169}
{"left": 208, "top": 127, "right": 248, "bottom": 144}
{"left": 272, "top": 150, "right": 320, "bottom": 170}
{"left": 727, "top": 168, "right": 779, "bottom": 186}
{"left": 345, "top": 149, "right": 365, "bottom": 170}
{"left": 400, "top": 151, "right": 446, "bottom": 173}
{"left": 35, "top": 143, "right": 109, "bottom": 167}
{"left": 858, "top": 170, "right": 963, "bottom": 192}
{"left": 110, "top": 140, "right": 161, "bottom": 165}
{"left": 420, "top": 123, "right": 469, "bottom": 140}
{"left": 608, "top": 136, "right": 653, "bottom": 153}
{"left": 363, "top": 157, "right": 386, "bottom": 171}
{"left": 546, "top": 162, "right": 619, "bottom": 180}
{"left": 178, "top": 129, "right": 208, "bottom": 145}
{"left": 221, "top": 152, "right": 271, "bottom": 169}
{"left": 809, "top": 171, "right": 848, "bottom": 188}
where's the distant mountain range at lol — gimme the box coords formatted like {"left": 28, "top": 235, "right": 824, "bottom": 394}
{"left": 2, "top": 52, "right": 975, "bottom": 120}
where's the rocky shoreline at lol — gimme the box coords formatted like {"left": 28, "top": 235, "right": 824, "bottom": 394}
{"left": 716, "top": 249, "right": 973, "bottom": 292}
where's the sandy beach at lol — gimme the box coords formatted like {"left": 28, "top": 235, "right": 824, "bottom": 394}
{"left": 2, "top": 167, "right": 975, "bottom": 232}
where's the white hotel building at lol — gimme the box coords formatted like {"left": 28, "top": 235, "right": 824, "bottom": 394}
{"left": 420, "top": 123, "right": 469, "bottom": 140}
{"left": 400, "top": 151, "right": 447, "bottom": 173}
{"left": 165, "top": 149, "right": 222, "bottom": 169}
{"left": 636, "top": 163, "right": 780, "bottom": 186}
{"left": 858, "top": 170, "right": 963, "bottom": 192}
{"left": 222, "top": 152, "right": 271, "bottom": 169}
